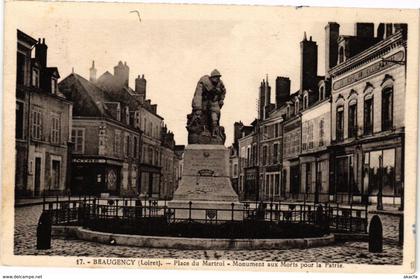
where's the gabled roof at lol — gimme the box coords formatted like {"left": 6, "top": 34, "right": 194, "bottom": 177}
{"left": 58, "top": 73, "right": 114, "bottom": 118}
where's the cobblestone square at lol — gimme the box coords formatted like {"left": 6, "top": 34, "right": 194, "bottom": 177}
{"left": 14, "top": 205, "right": 403, "bottom": 265}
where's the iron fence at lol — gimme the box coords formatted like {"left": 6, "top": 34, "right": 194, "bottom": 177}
{"left": 41, "top": 196, "right": 368, "bottom": 233}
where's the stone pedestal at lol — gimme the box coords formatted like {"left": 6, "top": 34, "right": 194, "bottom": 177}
{"left": 169, "top": 144, "right": 243, "bottom": 221}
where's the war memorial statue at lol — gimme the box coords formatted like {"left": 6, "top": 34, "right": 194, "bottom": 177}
{"left": 187, "top": 69, "right": 226, "bottom": 145}
{"left": 169, "top": 69, "right": 242, "bottom": 220}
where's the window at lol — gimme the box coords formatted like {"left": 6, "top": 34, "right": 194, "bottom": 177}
{"left": 51, "top": 114, "right": 61, "bottom": 144}
{"left": 348, "top": 102, "right": 357, "bottom": 138}
{"left": 295, "top": 100, "right": 299, "bottom": 114}
{"left": 31, "top": 108, "right": 42, "bottom": 140}
{"left": 338, "top": 46, "right": 345, "bottom": 63}
{"left": 262, "top": 145, "right": 268, "bottom": 165}
{"left": 233, "top": 164, "right": 238, "bottom": 177}
{"left": 364, "top": 96, "right": 373, "bottom": 135}
{"left": 275, "top": 174, "right": 280, "bottom": 195}
{"left": 246, "top": 147, "right": 251, "bottom": 167}
{"left": 319, "top": 86, "right": 325, "bottom": 100}
{"left": 252, "top": 144, "right": 257, "bottom": 165}
{"left": 286, "top": 105, "right": 290, "bottom": 118}
{"left": 336, "top": 106, "right": 344, "bottom": 141}
{"left": 51, "top": 78, "right": 57, "bottom": 94}
{"left": 303, "top": 95, "right": 308, "bottom": 109}
{"left": 71, "top": 128, "right": 85, "bottom": 153}
{"left": 319, "top": 119, "right": 325, "bottom": 146}
{"left": 114, "top": 130, "right": 121, "bottom": 155}
{"left": 32, "top": 68, "right": 40, "bottom": 87}
{"left": 308, "top": 122, "right": 314, "bottom": 149}
{"left": 17, "top": 52, "right": 25, "bottom": 85}
{"left": 124, "top": 134, "right": 130, "bottom": 157}
{"left": 133, "top": 136, "right": 138, "bottom": 158}
{"left": 16, "top": 101, "right": 24, "bottom": 139}
{"left": 51, "top": 160, "right": 61, "bottom": 189}
{"left": 382, "top": 87, "right": 393, "bottom": 131}
{"left": 273, "top": 143, "right": 279, "bottom": 164}
{"left": 274, "top": 123, "right": 279, "bottom": 138}
{"left": 364, "top": 149, "right": 396, "bottom": 196}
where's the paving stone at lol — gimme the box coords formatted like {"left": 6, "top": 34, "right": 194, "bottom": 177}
{"left": 14, "top": 205, "right": 402, "bottom": 265}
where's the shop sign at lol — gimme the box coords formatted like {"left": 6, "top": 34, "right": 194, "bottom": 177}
{"left": 333, "top": 51, "right": 404, "bottom": 91}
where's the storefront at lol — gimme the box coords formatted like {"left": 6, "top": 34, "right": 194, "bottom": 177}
{"left": 71, "top": 157, "right": 123, "bottom": 195}
{"left": 331, "top": 133, "right": 403, "bottom": 204}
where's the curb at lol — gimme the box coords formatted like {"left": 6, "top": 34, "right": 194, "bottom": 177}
{"left": 52, "top": 226, "right": 335, "bottom": 250}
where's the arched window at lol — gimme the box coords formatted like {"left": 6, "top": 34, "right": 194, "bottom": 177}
{"left": 364, "top": 94, "right": 374, "bottom": 135}
{"left": 338, "top": 46, "right": 345, "bottom": 63}
{"left": 319, "top": 86, "right": 325, "bottom": 100}
{"left": 382, "top": 86, "right": 393, "bottom": 131}
{"left": 303, "top": 94, "right": 308, "bottom": 109}
{"left": 295, "top": 100, "right": 300, "bottom": 114}
{"left": 348, "top": 99, "right": 357, "bottom": 138}
{"left": 336, "top": 106, "right": 344, "bottom": 141}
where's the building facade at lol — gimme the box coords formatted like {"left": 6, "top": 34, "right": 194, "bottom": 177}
{"left": 329, "top": 23, "right": 406, "bottom": 206}
{"left": 58, "top": 73, "right": 141, "bottom": 196}
{"left": 16, "top": 30, "right": 72, "bottom": 197}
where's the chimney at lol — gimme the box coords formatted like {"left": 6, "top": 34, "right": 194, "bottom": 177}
{"left": 35, "top": 38, "right": 48, "bottom": 68}
{"left": 325, "top": 22, "right": 340, "bottom": 73}
{"left": 275, "top": 76, "right": 291, "bottom": 108}
{"left": 258, "top": 80, "right": 266, "bottom": 119}
{"left": 89, "top": 60, "right": 97, "bottom": 82}
{"left": 355, "top": 23, "right": 374, "bottom": 38}
{"left": 151, "top": 104, "right": 157, "bottom": 114}
{"left": 114, "top": 61, "right": 129, "bottom": 87}
{"left": 233, "top": 121, "right": 244, "bottom": 144}
{"left": 135, "top": 74, "right": 147, "bottom": 99}
{"left": 300, "top": 32, "right": 318, "bottom": 93}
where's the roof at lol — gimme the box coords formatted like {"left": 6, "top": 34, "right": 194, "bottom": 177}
{"left": 58, "top": 73, "right": 114, "bottom": 118}
{"left": 17, "top": 29, "right": 37, "bottom": 46}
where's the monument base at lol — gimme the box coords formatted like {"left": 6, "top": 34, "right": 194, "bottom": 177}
{"left": 169, "top": 144, "right": 243, "bottom": 221}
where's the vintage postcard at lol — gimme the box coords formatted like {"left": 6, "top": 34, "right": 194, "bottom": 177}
{"left": 1, "top": 1, "right": 418, "bottom": 274}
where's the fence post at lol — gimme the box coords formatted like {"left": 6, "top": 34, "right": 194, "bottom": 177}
{"left": 188, "top": 201, "right": 192, "bottom": 222}
{"left": 349, "top": 202, "right": 353, "bottom": 231}
{"left": 231, "top": 203, "right": 234, "bottom": 221}
{"left": 369, "top": 215, "right": 383, "bottom": 253}
{"left": 270, "top": 202, "right": 273, "bottom": 221}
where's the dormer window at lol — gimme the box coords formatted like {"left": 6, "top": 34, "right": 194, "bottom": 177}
{"left": 286, "top": 105, "right": 290, "bottom": 118}
{"left": 319, "top": 86, "right": 325, "bottom": 100}
{"left": 303, "top": 94, "right": 308, "bottom": 109}
{"left": 32, "top": 68, "right": 40, "bottom": 87}
{"left": 125, "top": 107, "right": 130, "bottom": 125}
{"left": 51, "top": 78, "right": 57, "bottom": 94}
{"left": 295, "top": 100, "right": 300, "bottom": 114}
{"left": 338, "top": 46, "right": 345, "bottom": 64}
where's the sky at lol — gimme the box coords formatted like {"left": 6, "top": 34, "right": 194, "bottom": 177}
{"left": 11, "top": 2, "right": 397, "bottom": 145}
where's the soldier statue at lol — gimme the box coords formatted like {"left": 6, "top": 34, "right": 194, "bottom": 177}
{"left": 187, "top": 69, "right": 226, "bottom": 145}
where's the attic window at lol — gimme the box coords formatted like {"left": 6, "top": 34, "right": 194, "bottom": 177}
{"left": 51, "top": 78, "right": 57, "bottom": 94}
{"left": 338, "top": 46, "right": 345, "bottom": 64}
{"left": 32, "top": 68, "right": 40, "bottom": 87}
{"left": 303, "top": 95, "right": 308, "bottom": 109}
{"left": 319, "top": 86, "right": 325, "bottom": 100}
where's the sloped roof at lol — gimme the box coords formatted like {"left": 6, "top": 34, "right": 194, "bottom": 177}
{"left": 58, "top": 73, "right": 114, "bottom": 118}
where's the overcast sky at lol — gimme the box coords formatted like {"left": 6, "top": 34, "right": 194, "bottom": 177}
{"left": 11, "top": 2, "right": 401, "bottom": 145}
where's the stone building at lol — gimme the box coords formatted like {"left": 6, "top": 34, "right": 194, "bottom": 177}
{"left": 93, "top": 62, "right": 175, "bottom": 199}
{"left": 160, "top": 125, "right": 176, "bottom": 199}
{"left": 58, "top": 73, "right": 141, "bottom": 196}
{"left": 329, "top": 23, "right": 407, "bottom": 207}
{"left": 15, "top": 30, "right": 72, "bottom": 197}
{"left": 258, "top": 79, "right": 283, "bottom": 201}
{"left": 299, "top": 97, "right": 331, "bottom": 203}
{"left": 237, "top": 122, "right": 258, "bottom": 201}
